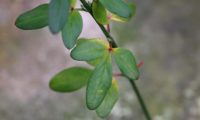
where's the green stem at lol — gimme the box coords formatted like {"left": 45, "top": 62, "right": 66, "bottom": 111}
{"left": 80, "top": 0, "right": 151, "bottom": 120}
{"left": 129, "top": 79, "right": 152, "bottom": 120}
{"left": 80, "top": 0, "right": 117, "bottom": 48}
{"left": 74, "top": 8, "right": 86, "bottom": 11}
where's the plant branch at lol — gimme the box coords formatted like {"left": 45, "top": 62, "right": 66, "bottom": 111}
{"left": 129, "top": 79, "right": 152, "bottom": 120}
{"left": 80, "top": 0, "right": 117, "bottom": 48}
{"left": 74, "top": 8, "right": 87, "bottom": 11}
{"left": 80, "top": 0, "right": 151, "bottom": 120}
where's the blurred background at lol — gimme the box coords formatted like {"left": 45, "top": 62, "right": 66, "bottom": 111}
{"left": 0, "top": 0, "right": 199, "bottom": 120}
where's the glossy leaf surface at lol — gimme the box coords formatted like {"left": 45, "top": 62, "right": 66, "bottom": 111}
{"left": 49, "top": 67, "right": 92, "bottom": 92}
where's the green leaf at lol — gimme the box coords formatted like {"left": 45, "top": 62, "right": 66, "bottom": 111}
{"left": 70, "top": 0, "right": 77, "bottom": 8}
{"left": 112, "top": 48, "right": 139, "bottom": 80}
{"left": 62, "top": 11, "right": 83, "bottom": 49}
{"left": 86, "top": 55, "right": 112, "bottom": 110}
{"left": 96, "top": 79, "right": 119, "bottom": 118}
{"left": 87, "top": 57, "right": 102, "bottom": 67}
{"left": 99, "top": 0, "right": 132, "bottom": 18}
{"left": 110, "top": 3, "right": 136, "bottom": 22}
{"left": 70, "top": 38, "right": 109, "bottom": 61}
{"left": 15, "top": 4, "right": 48, "bottom": 30}
{"left": 92, "top": 0, "right": 109, "bottom": 25}
{"left": 49, "top": 67, "right": 92, "bottom": 92}
{"left": 49, "top": 0, "right": 70, "bottom": 33}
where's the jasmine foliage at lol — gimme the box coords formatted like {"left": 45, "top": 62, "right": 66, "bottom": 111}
{"left": 50, "top": 67, "right": 92, "bottom": 92}
{"left": 71, "top": 38, "right": 109, "bottom": 61}
{"left": 113, "top": 48, "right": 140, "bottom": 80}
{"left": 92, "top": 0, "right": 108, "bottom": 25}
{"left": 15, "top": 0, "right": 139, "bottom": 118}
{"left": 86, "top": 55, "right": 112, "bottom": 110}
{"left": 48, "top": 0, "right": 70, "bottom": 33}
{"left": 99, "top": 0, "right": 133, "bottom": 18}
{"left": 109, "top": 3, "right": 136, "bottom": 22}
{"left": 15, "top": 4, "right": 49, "bottom": 30}
{"left": 62, "top": 11, "right": 83, "bottom": 49}
{"left": 96, "top": 80, "right": 119, "bottom": 118}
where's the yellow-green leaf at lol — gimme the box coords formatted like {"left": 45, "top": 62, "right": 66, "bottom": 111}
{"left": 87, "top": 57, "right": 103, "bottom": 66}
{"left": 96, "top": 79, "right": 119, "bottom": 118}
{"left": 110, "top": 3, "right": 136, "bottom": 22}
{"left": 86, "top": 55, "right": 112, "bottom": 110}
{"left": 15, "top": 4, "right": 48, "bottom": 30}
{"left": 49, "top": 0, "right": 70, "bottom": 33}
{"left": 49, "top": 67, "right": 92, "bottom": 92}
{"left": 99, "top": 0, "right": 132, "bottom": 18}
{"left": 62, "top": 11, "right": 83, "bottom": 49}
{"left": 92, "top": 0, "right": 109, "bottom": 25}
{"left": 70, "top": 0, "right": 77, "bottom": 8}
{"left": 70, "top": 38, "right": 109, "bottom": 61}
{"left": 112, "top": 48, "right": 139, "bottom": 80}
